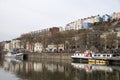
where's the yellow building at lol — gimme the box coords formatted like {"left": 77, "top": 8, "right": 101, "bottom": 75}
{"left": 90, "top": 16, "right": 95, "bottom": 23}
{"left": 77, "top": 19, "right": 81, "bottom": 25}
{"left": 76, "top": 19, "right": 82, "bottom": 29}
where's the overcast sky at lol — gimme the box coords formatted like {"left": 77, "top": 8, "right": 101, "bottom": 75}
{"left": 0, "top": 0, "right": 120, "bottom": 41}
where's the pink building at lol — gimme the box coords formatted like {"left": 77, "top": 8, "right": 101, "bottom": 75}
{"left": 116, "top": 12, "right": 120, "bottom": 20}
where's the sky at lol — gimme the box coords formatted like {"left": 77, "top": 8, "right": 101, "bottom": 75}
{"left": 0, "top": 0, "right": 120, "bottom": 42}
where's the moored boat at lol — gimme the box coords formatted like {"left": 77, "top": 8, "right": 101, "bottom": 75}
{"left": 71, "top": 50, "right": 117, "bottom": 63}
{"left": 71, "top": 50, "right": 94, "bottom": 59}
{"left": 5, "top": 48, "right": 24, "bottom": 59}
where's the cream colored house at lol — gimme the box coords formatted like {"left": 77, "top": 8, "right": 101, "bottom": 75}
{"left": 116, "top": 12, "right": 120, "bottom": 20}
{"left": 46, "top": 44, "right": 57, "bottom": 52}
{"left": 11, "top": 39, "right": 21, "bottom": 50}
{"left": 34, "top": 43, "right": 43, "bottom": 53}
{"left": 4, "top": 41, "right": 11, "bottom": 52}
{"left": 58, "top": 44, "right": 64, "bottom": 52}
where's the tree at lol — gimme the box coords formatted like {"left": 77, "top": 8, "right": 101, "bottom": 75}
{"left": 106, "top": 32, "right": 117, "bottom": 51}
{"left": 20, "top": 33, "right": 37, "bottom": 52}
{"left": 47, "top": 32, "right": 65, "bottom": 52}
{"left": 77, "top": 33, "right": 87, "bottom": 51}
{"left": 20, "top": 34, "right": 29, "bottom": 49}
{"left": 63, "top": 30, "right": 77, "bottom": 52}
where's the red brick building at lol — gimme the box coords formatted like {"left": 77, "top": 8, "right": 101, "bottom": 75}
{"left": 48, "top": 27, "right": 59, "bottom": 36}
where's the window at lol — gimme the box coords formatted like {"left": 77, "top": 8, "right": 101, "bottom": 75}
{"left": 103, "top": 55, "right": 106, "bottom": 57}
{"left": 107, "top": 55, "right": 110, "bottom": 57}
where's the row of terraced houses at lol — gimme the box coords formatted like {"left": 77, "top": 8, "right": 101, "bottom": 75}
{"left": 2, "top": 12, "right": 120, "bottom": 53}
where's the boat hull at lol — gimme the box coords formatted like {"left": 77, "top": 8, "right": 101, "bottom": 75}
{"left": 5, "top": 52, "right": 23, "bottom": 60}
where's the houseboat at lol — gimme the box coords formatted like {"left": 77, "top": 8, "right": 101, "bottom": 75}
{"left": 71, "top": 50, "right": 117, "bottom": 64}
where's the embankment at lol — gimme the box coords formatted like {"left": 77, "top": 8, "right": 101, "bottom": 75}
{"left": 27, "top": 53, "right": 73, "bottom": 62}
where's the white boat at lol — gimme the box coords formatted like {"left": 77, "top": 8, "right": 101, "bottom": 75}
{"left": 5, "top": 49, "right": 24, "bottom": 59}
{"left": 71, "top": 50, "right": 115, "bottom": 60}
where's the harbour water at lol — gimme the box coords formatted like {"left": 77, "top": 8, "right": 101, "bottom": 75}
{"left": 0, "top": 58, "right": 120, "bottom": 80}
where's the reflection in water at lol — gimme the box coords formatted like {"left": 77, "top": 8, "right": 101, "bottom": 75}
{"left": 71, "top": 63, "right": 113, "bottom": 72}
{"left": 3, "top": 58, "right": 23, "bottom": 72}
{"left": 0, "top": 58, "right": 120, "bottom": 80}
{"left": 0, "top": 58, "right": 21, "bottom": 80}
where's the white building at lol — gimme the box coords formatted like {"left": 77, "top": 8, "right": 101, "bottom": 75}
{"left": 46, "top": 44, "right": 57, "bottom": 52}
{"left": 58, "top": 44, "right": 64, "bottom": 52}
{"left": 94, "top": 15, "right": 100, "bottom": 22}
{"left": 65, "top": 21, "right": 77, "bottom": 30}
{"left": 34, "top": 43, "right": 43, "bottom": 53}
{"left": 11, "top": 39, "right": 21, "bottom": 50}
{"left": 117, "top": 32, "right": 120, "bottom": 37}
{"left": 4, "top": 41, "right": 11, "bottom": 52}
{"left": 111, "top": 12, "right": 116, "bottom": 20}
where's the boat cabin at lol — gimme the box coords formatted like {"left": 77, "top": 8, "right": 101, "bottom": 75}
{"left": 92, "top": 53, "right": 116, "bottom": 58}
{"left": 72, "top": 50, "right": 116, "bottom": 59}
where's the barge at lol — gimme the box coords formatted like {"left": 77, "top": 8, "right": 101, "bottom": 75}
{"left": 71, "top": 50, "right": 120, "bottom": 64}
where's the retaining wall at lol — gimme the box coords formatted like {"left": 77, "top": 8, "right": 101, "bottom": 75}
{"left": 27, "top": 53, "right": 73, "bottom": 61}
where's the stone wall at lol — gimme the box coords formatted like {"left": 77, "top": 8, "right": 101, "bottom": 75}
{"left": 27, "top": 53, "right": 73, "bottom": 61}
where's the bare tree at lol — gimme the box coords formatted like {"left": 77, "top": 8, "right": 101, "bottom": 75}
{"left": 106, "top": 32, "right": 117, "bottom": 51}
